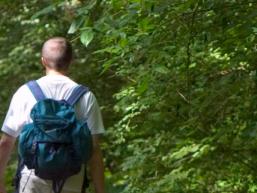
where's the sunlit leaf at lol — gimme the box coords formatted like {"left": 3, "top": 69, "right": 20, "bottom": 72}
{"left": 68, "top": 17, "right": 85, "bottom": 34}
{"left": 31, "top": 5, "right": 55, "bottom": 19}
{"left": 80, "top": 29, "right": 94, "bottom": 47}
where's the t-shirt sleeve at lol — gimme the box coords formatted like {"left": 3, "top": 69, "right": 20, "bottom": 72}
{"left": 1, "top": 89, "right": 26, "bottom": 138}
{"left": 76, "top": 91, "right": 105, "bottom": 135}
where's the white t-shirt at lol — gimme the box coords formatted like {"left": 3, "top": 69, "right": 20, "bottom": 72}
{"left": 1, "top": 74, "right": 105, "bottom": 192}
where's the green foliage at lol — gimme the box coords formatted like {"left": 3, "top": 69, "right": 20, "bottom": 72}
{"left": 80, "top": 28, "right": 94, "bottom": 47}
{"left": 2, "top": 0, "right": 257, "bottom": 193}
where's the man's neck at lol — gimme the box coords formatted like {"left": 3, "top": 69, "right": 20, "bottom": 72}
{"left": 46, "top": 69, "right": 67, "bottom": 76}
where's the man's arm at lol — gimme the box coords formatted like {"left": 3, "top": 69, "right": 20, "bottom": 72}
{"left": 88, "top": 135, "right": 105, "bottom": 193}
{"left": 0, "top": 133, "right": 16, "bottom": 193}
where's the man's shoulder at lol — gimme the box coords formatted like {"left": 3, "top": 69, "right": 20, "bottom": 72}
{"left": 9, "top": 83, "right": 34, "bottom": 107}
{"left": 13, "top": 83, "right": 31, "bottom": 97}
{"left": 77, "top": 90, "right": 97, "bottom": 108}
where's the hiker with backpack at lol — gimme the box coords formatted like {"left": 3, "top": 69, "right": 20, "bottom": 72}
{"left": 0, "top": 37, "right": 106, "bottom": 193}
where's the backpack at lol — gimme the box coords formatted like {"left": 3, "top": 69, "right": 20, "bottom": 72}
{"left": 15, "top": 80, "right": 93, "bottom": 193}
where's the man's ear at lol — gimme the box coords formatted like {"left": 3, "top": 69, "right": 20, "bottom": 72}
{"left": 41, "top": 57, "right": 47, "bottom": 68}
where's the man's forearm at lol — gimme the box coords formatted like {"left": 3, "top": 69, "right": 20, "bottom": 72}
{"left": 89, "top": 136, "right": 105, "bottom": 193}
{"left": 0, "top": 133, "right": 15, "bottom": 181}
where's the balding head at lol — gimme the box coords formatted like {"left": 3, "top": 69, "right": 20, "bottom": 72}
{"left": 41, "top": 37, "right": 72, "bottom": 72}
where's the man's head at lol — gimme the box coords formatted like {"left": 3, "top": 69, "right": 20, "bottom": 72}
{"left": 41, "top": 37, "right": 72, "bottom": 72}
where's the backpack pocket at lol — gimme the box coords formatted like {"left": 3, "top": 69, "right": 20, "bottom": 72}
{"left": 18, "top": 123, "right": 38, "bottom": 169}
{"left": 35, "top": 141, "right": 81, "bottom": 180}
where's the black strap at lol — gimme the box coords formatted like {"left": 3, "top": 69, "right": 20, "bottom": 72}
{"left": 52, "top": 179, "right": 66, "bottom": 193}
{"left": 66, "top": 85, "right": 89, "bottom": 106}
{"left": 81, "top": 165, "right": 89, "bottom": 193}
{"left": 13, "top": 157, "right": 24, "bottom": 193}
{"left": 27, "top": 80, "right": 46, "bottom": 101}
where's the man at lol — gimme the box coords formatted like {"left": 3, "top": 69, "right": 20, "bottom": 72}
{"left": 0, "top": 37, "right": 105, "bottom": 193}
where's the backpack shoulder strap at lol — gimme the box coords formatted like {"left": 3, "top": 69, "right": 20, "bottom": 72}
{"left": 27, "top": 80, "right": 46, "bottom": 101}
{"left": 66, "top": 85, "right": 89, "bottom": 106}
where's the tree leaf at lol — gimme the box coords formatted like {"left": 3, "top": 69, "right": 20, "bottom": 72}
{"left": 80, "top": 29, "right": 94, "bottom": 47}
{"left": 31, "top": 5, "right": 55, "bottom": 19}
{"left": 154, "top": 65, "right": 170, "bottom": 74}
{"left": 68, "top": 17, "right": 85, "bottom": 34}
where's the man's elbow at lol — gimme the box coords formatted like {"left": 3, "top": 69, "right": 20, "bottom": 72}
{"left": 0, "top": 133, "right": 15, "bottom": 150}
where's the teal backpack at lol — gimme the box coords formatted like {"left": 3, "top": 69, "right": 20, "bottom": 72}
{"left": 15, "top": 80, "right": 92, "bottom": 193}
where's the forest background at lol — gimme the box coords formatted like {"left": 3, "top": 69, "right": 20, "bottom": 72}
{"left": 1, "top": 0, "right": 257, "bottom": 192}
